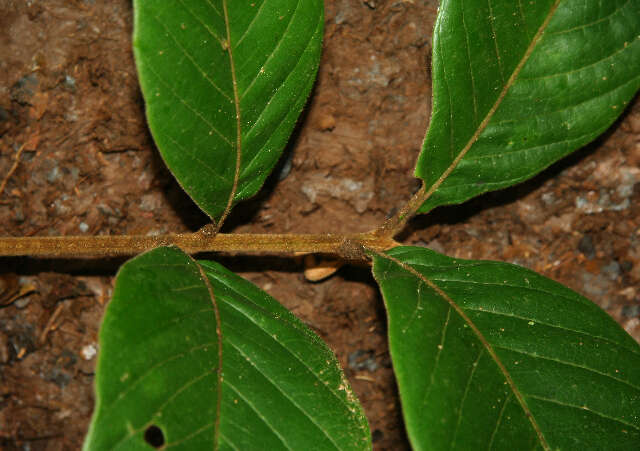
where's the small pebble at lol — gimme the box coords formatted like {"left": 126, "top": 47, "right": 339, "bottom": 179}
{"left": 81, "top": 344, "right": 97, "bottom": 361}
{"left": 348, "top": 349, "right": 378, "bottom": 372}
{"left": 14, "top": 297, "right": 31, "bottom": 309}
{"left": 46, "top": 166, "right": 60, "bottom": 183}
{"left": 577, "top": 235, "right": 595, "bottom": 259}
{"left": 278, "top": 151, "right": 294, "bottom": 181}
{"left": 622, "top": 305, "right": 640, "bottom": 318}
{"left": 540, "top": 192, "right": 556, "bottom": 206}
{"left": 602, "top": 261, "right": 621, "bottom": 281}
{"left": 317, "top": 113, "right": 336, "bottom": 131}
{"left": 64, "top": 74, "right": 76, "bottom": 91}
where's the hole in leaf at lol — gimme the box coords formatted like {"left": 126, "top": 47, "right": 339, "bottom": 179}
{"left": 144, "top": 425, "right": 165, "bottom": 448}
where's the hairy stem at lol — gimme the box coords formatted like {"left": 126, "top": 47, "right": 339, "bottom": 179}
{"left": 0, "top": 231, "right": 398, "bottom": 260}
{"left": 373, "top": 183, "right": 427, "bottom": 238}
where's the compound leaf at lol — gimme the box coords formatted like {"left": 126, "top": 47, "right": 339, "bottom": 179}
{"left": 84, "top": 247, "right": 370, "bottom": 450}
{"left": 373, "top": 246, "right": 640, "bottom": 450}
{"left": 415, "top": 0, "right": 640, "bottom": 213}
{"left": 83, "top": 246, "right": 223, "bottom": 450}
{"left": 199, "top": 259, "right": 371, "bottom": 450}
{"left": 133, "top": 0, "right": 324, "bottom": 225}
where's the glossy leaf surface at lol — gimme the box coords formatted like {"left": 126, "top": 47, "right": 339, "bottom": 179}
{"left": 415, "top": 0, "right": 640, "bottom": 213}
{"left": 373, "top": 246, "right": 640, "bottom": 450}
{"left": 133, "top": 0, "right": 324, "bottom": 224}
{"left": 84, "top": 246, "right": 222, "bottom": 450}
{"left": 200, "top": 259, "right": 371, "bottom": 450}
{"left": 85, "top": 247, "right": 370, "bottom": 450}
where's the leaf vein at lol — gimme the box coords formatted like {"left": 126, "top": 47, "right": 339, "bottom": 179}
{"left": 225, "top": 339, "right": 341, "bottom": 450}
{"left": 487, "top": 0, "right": 506, "bottom": 84}
{"left": 421, "top": 306, "right": 451, "bottom": 410}
{"left": 242, "top": 11, "right": 322, "bottom": 146}
{"left": 104, "top": 341, "right": 219, "bottom": 413}
{"left": 492, "top": 345, "right": 640, "bottom": 392}
{"left": 233, "top": 0, "right": 267, "bottom": 49}
{"left": 438, "top": 6, "right": 456, "bottom": 160}
{"left": 195, "top": 259, "right": 224, "bottom": 447}
{"left": 524, "top": 393, "right": 640, "bottom": 431}
{"left": 218, "top": 296, "right": 354, "bottom": 412}
{"left": 462, "top": 305, "right": 638, "bottom": 356}
{"left": 488, "top": 392, "right": 514, "bottom": 449}
{"left": 401, "top": 280, "right": 426, "bottom": 333}
{"left": 223, "top": 380, "right": 295, "bottom": 450}
{"left": 238, "top": 15, "right": 322, "bottom": 185}
{"left": 547, "top": 0, "right": 631, "bottom": 36}
{"left": 105, "top": 307, "right": 216, "bottom": 371}
{"left": 217, "top": 0, "right": 243, "bottom": 230}
{"left": 461, "top": 0, "right": 479, "bottom": 124}
{"left": 516, "top": 0, "right": 530, "bottom": 37}
{"left": 239, "top": 0, "right": 302, "bottom": 100}
{"left": 176, "top": 0, "right": 225, "bottom": 46}
{"left": 410, "top": 275, "right": 640, "bottom": 356}
{"left": 218, "top": 433, "right": 241, "bottom": 451}
{"left": 150, "top": 12, "right": 232, "bottom": 102}
{"left": 164, "top": 132, "right": 232, "bottom": 186}
{"left": 450, "top": 349, "right": 484, "bottom": 449}
{"left": 519, "top": 39, "right": 638, "bottom": 82}
{"left": 202, "top": 266, "right": 357, "bottom": 415}
{"left": 145, "top": 61, "right": 233, "bottom": 147}
{"left": 203, "top": 0, "right": 223, "bottom": 19}
{"left": 463, "top": 130, "right": 598, "bottom": 160}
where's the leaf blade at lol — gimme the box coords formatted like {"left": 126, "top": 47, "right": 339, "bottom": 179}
{"left": 415, "top": 0, "right": 640, "bottom": 213}
{"left": 133, "top": 0, "right": 324, "bottom": 224}
{"left": 199, "top": 259, "right": 372, "bottom": 450}
{"left": 372, "top": 246, "right": 640, "bottom": 450}
{"left": 85, "top": 249, "right": 371, "bottom": 450}
{"left": 83, "top": 246, "right": 223, "bottom": 450}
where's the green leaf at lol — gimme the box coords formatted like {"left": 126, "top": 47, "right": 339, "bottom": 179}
{"left": 85, "top": 247, "right": 370, "bottom": 450}
{"left": 83, "top": 246, "right": 223, "bottom": 450}
{"left": 372, "top": 246, "right": 640, "bottom": 450}
{"left": 415, "top": 0, "right": 640, "bottom": 214}
{"left": 199, "top": 259, "right": 371, "bottom": 450}
{"left": 133, "top": 0, "right": 324, "bottom": 224}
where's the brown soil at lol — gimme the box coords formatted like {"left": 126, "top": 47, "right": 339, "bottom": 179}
{"left": 0, "top": 1, "right": 639, "bottom": 450}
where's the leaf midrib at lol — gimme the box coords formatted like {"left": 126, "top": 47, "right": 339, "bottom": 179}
{"left": 217, "top": 0, "right": 242, "bottom": 231}
{"left": 196, "top": 260, "right": 224, "bottom": 450}
{"left": 419, "top": 0, "right": 562, "bottom": 208}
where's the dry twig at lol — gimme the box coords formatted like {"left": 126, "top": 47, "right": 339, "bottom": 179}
{"left": 0, "top": 143, "right": 26, "bottom": 198}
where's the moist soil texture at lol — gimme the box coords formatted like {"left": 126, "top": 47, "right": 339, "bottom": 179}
{"left": 1, "top": 1, "right": 639, "bottom": 450}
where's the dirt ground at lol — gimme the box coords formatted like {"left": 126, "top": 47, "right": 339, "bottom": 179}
{"left": 0, "top": 1, "right": 638, "bottom": 449}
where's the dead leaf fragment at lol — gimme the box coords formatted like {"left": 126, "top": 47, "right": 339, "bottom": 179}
{"left": 304, "top": 254, "right": 344, "bottom": 282}
{"left": 0, "top": 274, "right": 37, "bottom": 307}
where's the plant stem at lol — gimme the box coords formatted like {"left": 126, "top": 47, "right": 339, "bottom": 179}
{"left": 0, "top": 231, "right": 399, "bottom": 260}
{"left": 0, "top": 180, "right": 425, "bottom": 259}
{"left": 373, "top": 183, "right": 427, "bottom": 238}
